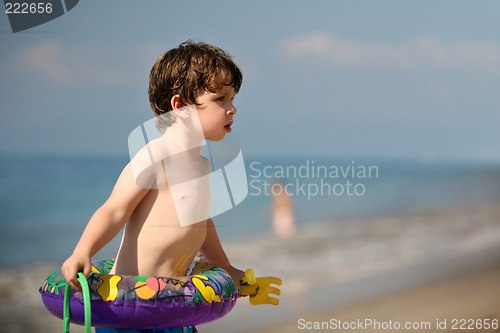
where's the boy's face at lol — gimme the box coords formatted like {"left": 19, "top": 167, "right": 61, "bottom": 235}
{"left": 195, "top": 85, "right": 237, "bottom": 141}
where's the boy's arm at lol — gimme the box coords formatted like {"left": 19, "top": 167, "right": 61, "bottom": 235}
{"left": 199, "top": 218, "right": 245, "bottom": 291}
{"left": 62, "top": 161, "right": 151, "bottom": 290}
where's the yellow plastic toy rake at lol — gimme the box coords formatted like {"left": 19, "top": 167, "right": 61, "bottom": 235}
{"left": 240, "top": 268, "right": 282, "bottom": 306}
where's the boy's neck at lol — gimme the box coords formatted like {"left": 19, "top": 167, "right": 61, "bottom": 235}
{"left": 158, "top": 110, "right": 205, "bottom": 157}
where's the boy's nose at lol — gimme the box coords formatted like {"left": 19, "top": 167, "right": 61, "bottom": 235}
{"left": 227, "top": 104, "right": 237, "bottom": 115}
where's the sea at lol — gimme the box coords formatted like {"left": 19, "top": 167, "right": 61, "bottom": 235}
{"left": 1, "top": 154, "right": 500, "bottom": 269}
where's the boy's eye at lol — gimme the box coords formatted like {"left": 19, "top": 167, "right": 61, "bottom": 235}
{"left": 215, "top": 95, "right": 235, "bottom": 102}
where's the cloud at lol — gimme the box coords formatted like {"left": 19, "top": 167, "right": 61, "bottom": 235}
{"left": 14, "top": 40, "right": 164, "bottom": 86}
{"left": 280, "top": 32, "right": 500, "bottom": 74}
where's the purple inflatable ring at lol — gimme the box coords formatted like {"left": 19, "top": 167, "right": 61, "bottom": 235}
{"left": 39, "top": 259, "right": 239, "bottom": 329}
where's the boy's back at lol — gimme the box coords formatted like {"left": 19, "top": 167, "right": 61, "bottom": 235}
{"left": 110, "top": 138, "right": 211, "bottom": 277}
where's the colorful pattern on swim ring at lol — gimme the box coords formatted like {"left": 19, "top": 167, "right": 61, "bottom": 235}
{"left": 39, "top": 259, "right": 240, "bottom": 329}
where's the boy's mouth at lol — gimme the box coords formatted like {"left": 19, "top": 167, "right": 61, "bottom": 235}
{"left": 224, "top": 120, "right": 233, "bottom": 133}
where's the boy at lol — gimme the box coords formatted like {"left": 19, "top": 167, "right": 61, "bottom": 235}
{"left": 62, "top": 41, "right": 245, "bottom": 332}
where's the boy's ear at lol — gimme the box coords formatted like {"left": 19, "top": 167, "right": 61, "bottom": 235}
{"left": 171, "top": 95, "right": 189, "bottom": 118}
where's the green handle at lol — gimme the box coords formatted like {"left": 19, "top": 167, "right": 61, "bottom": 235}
{"left": 63, "top": 272, "right": 91, "bottom": 333}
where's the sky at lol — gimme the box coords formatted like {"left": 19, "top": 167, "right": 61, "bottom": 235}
{"left": 1, "top": 0, "right": 500, "bottom": 161}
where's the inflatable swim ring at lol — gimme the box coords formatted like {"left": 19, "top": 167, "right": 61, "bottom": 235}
{"left": 39, "top": 258, "right": 239, "bottom": 329}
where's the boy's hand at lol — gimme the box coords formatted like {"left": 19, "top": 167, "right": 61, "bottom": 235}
{"left": 226, "top": 266, "right": 245, "bottom": 294}
{"left": 61, "top": 253, "right": 92, "bottom": 292}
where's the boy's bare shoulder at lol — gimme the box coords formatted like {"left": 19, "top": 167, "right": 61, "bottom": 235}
{"left": 103, "top": 158, "right": 153, "bottom": 211}
{"left": 128, "top": 140, "right": 168, "bottom": 189}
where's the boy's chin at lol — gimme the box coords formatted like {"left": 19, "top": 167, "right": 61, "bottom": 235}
{"left": 205, "top": 133, "right": 226, "bottom": 141}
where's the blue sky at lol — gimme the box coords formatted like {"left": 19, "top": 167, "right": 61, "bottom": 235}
{"left": 1, "top": 1, "right": 500, "bottom": 161}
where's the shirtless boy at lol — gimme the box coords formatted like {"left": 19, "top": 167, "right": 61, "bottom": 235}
{"left": 61, "top": 41, "right": 245, "bottom": 331}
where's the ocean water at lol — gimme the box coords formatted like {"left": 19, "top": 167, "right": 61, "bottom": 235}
{"left": 1, "top": 154, "right": 500, "bottom": 268}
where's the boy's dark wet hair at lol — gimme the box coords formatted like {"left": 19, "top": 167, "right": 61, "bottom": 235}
{"left": 149, "top": 40, "right": 243, "bottom": 132}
